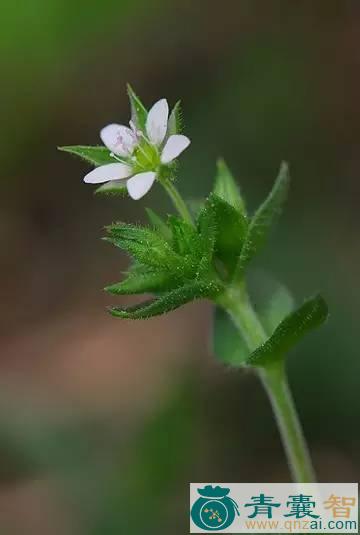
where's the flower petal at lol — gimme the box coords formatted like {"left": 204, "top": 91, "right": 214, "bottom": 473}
{"left": 146, "top": 99, "right": 169, "bottom": 146}
{"left": 100, "top": 124, "right": 137, "bottom": 156}
{"left": 126, "top": 172, "right": 156, "bottom": 200}
{"left": 160, "top": 135, "right": 191, "bottom": 164}
{"left": 84, "top": 163, "right": 132, "bottom": 184}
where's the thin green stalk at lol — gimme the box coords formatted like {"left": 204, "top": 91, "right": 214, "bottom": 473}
{"left": 161, "top": 176, "right": 194, "bottom": 226}
{"left": 218, "top": 285, "right": 315, "bottom": 483}
{"left": 259, "top": 362, "right": 315, "bottom": 483}
{"left": 160, "top": 176, "right": 315, "bottom": 482}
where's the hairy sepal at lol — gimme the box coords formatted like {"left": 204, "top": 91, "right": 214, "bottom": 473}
{"left": 59, "top": 145, "right": 120, "bottom": 166}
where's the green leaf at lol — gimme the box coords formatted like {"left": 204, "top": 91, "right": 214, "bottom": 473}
{"left": 212, "top": 306, "right": 250, "bottom": 366}
{"left": 234, "top": 162, "right": 290, "bottom": 280}
{"left": 109, "top": 280, "right": 222, "bottom": 319}
{"left": 59, "top": 145, "right": 120, "bottom": 166}
{"left": 94, "top": 180, "right": 128, "bottom": 197}
{"left": 127, "top": 84, "right": 147, "bottom": 130}
{"left": 197, "top": 196, "right": 218, "bottom": 265}
{"left": 105, "top": 270, "right": 175, "bottom": 295}
{"left": 198, "top": 194, "right": 248, "bottom": 277}
{"left": 212, "top": 276, "right": 294, "bottom": 367}
{"left": 167, "top": 101, "right": 182, "bottom": 136}
{"left": 167, "top": 215, "right": 200, "bottom": 256}
{"left": 214, "top": 159, "right": 246, "bottom": 214}
{"left": 145, "top": 208, "right": 171, "bottom": 241}
{"left": 247, "top": 295, "right": 329, "bottom": 367}
{"left": 105, "top": 223, "right": 182, "bottom": 272}
{"left": 212, "top": 196, "right": 248, "bottom": 272}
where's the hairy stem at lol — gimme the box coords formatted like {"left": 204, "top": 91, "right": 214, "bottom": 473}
{"left": 218, "top": 285, "right": 315, "bottom": 483}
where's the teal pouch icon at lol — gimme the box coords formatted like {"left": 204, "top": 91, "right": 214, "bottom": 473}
{"left": 191, "top": 485, "right": 239, "bottom": 531}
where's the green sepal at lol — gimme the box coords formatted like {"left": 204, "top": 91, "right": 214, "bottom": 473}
{"left": 95, "top": 180, "right": 128, "bottom": 197}
{"left": 213, "top": 159, "right": 246, "bottom": 214}
{"left": 127, "top": 84, "right": 147, "bottom": 130}
{"left": 109, "top": 280, "right": 222, "bottom": 319}
{"left": 167, "top": 101, "right": 182, "bottom": 136}
{"left": 233, "top": 162, "right": 290, "bottom": 280}
{"left": 58, "top": 145, "right": 122, "bottom": 166}
{"left": 246, "top": 294, "right": 329, "bottom": 367}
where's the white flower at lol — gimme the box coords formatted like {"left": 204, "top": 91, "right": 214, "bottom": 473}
{"left": 84, "top": 98, "right": 190, "bottom": 200}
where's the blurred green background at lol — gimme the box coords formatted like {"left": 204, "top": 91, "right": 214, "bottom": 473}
{"left": 1, "top": 0, "right": 360, "bottom": 533}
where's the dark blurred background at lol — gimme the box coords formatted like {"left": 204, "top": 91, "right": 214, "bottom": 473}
{"left": 1, "top": 1, "right": 360, "bottom": 533}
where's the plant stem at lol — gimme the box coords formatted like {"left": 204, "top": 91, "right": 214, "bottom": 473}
{"left": 161, "top": 176, "right": 194, "bottom": 226}
{"left": 218, "top": 285, "right": 316, "bottom": 483}
{"left": 259, "top": 362, "right": 315, "bottom": 483}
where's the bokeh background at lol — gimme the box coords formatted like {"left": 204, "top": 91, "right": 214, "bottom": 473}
{"left": 1, "top": 1, "right": 360, "bottom": 533}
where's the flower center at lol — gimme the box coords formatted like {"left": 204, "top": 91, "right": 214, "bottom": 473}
{"left": 132, "top": 140, "right": 160, "bottom": 173}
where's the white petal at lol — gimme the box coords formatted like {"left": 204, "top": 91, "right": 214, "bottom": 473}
{"left": 160, "top": 135, "right": 191, "bottom": 164}
{"left": 100, "top": 124, "right": 137, "bottom": 156}
{"left": 126, "top": 172, "right": 156, "bottom": 200}
{"left": 84, "top": 163, "right": 132, "bottom": 184}
{"left": 146, "top": 99, "right": 169, "bottom": 145}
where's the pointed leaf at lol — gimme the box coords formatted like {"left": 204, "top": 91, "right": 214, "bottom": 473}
{"left": 105, "top": 223, "right": 182, "bottom": 271}
{"left": 212, "top": 276, "right": 294, "bottom": 367}
{"left": 167, "top": 215, "right": 200, "bottom": 256}
{"left": 59, "top": 145, "right": 120, "bottom": 166}
{"left": 109, "top": 280, "right": 222, "bottom": 319}
{"left": 197, "top": 197, "right": 218, "bottom": 265}
{"left": 247, "top": 295, "right": 329, "bottom": 367}
{"left": 214, "top": 159, "right": 246, "bottom": 214}
{"left": 105, "top": 270, "right": 175, "bottom": 295}
{"left": 198, "top": 194, "right": 248, "bottom": 276}
{"left": 234, "top": 162, "right": 290, "bottom": 280}
{"left": 212, "top": 195, "right": 248, "bottom": 272}
{"left": 212, "top": 306, "right": 250, "bottom": 366}
{"left": 127, "top": 84, "right": 147, "bottom": 130}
